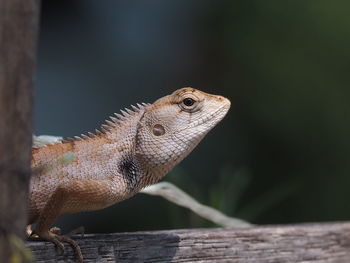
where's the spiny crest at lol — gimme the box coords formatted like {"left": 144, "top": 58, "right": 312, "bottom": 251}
{"left": 105, "top": 102, "right": 149, "bottom": 129}
{"left": 63, "top": 102, "right": 150, "bottom": 143}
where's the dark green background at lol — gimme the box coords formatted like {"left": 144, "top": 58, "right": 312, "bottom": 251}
{"left": 35, "top": 0, "right": 350, "bottom": 232}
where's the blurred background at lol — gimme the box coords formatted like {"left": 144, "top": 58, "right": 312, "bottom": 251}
{"left": 34, "top": 0, "right": 350, "bottom": 233}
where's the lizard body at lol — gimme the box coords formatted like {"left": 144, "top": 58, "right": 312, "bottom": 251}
{"left": 28, "top": 87, "right": 231, "bottom": 262}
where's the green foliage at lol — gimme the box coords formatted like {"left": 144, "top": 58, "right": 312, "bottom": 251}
{"left": 166, "top": 165, "right": 299, "bottom": 226}
{"left": 9, "top": 235, "right": 35, "bottom": 263}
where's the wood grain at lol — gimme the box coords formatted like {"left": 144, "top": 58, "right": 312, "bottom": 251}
{"left": 27, "top": 222, "right": 350, "bottom": 262}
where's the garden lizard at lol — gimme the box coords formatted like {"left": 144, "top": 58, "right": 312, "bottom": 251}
{"left": 28, "top": 87, "right": 231, "bottom": 262}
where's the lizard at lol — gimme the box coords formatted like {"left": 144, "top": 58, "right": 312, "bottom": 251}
{"left": 28, "top": 87, "right": 231, "bottom": 262}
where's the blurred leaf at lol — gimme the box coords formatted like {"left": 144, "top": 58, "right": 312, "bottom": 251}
{"left": 237, "top": 181, "right": 300, "bottom": 221}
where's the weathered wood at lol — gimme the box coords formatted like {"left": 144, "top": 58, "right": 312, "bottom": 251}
{"left": 0, "top": 0, "right": 40, "bottom": 262}
{"left": 27, "top": 222, "right": 350, "bottom": 262}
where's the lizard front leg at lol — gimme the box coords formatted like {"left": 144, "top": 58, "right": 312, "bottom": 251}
{"left": 33, "top": 179, "right": 116, "bottom": 263}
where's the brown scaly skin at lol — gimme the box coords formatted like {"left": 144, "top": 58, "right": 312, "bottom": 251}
{"left": 28, "top": 87, "right": 231, "bottom": 262}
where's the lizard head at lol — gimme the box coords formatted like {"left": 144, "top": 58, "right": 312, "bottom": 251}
{"left": 136, "top": 87, "right": 231, "bottom": 179}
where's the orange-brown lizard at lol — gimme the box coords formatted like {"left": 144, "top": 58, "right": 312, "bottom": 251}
{"left": 28, "top": 87, "right": 231, "bottom": 262}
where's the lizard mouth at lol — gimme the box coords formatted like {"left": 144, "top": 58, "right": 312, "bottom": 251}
{"left": 170, "top": 103, "right": 230, "bottom": 150}
{"left": 175, "top": 102, "right": 230, "bottom": 133}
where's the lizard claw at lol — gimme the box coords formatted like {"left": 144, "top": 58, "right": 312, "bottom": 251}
{"left": 56, "top": 235, "right": 83, "bottom": 263}
{"left": 51, "top": 237, "right": 65, "bottom": 255}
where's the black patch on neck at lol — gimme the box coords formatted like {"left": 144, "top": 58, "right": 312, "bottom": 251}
{"left": 118, "top": 155, "right": 140, "bottom": 191}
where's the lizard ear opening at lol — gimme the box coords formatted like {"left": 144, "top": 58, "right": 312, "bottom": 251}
{"left": 152, "top": 124, "right": 165, "bottom": 136}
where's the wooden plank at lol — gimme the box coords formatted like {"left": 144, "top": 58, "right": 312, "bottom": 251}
{"left": 27, "top": 222, "right": 350, "bottom": 262}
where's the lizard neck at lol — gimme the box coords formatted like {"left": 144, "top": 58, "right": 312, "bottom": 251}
{"left": 102, "top": 107, "right": 163, "bottom": 192}
{"left": 113, "top": 151, "right": 169, "bottom": 194}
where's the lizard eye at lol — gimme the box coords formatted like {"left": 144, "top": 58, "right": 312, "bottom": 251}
{"left": 179, "top": 94, "right": 200, "bottom": 112}
{"left": 182, "top": 97, "right": 195, "bottom": 107}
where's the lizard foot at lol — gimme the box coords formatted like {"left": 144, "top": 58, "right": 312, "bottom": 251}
{"left": 29, "top": 229, "right": 84, "bottom": 263}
